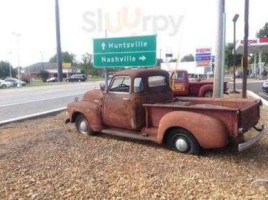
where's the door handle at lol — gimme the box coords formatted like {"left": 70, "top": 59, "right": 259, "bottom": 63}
{"left": 123, "top": 98, "right": 130, "bottom": 101}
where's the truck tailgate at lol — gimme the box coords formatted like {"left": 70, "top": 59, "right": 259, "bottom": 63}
{"left": 239, "top": 100, "right": 261, "bottom": 132}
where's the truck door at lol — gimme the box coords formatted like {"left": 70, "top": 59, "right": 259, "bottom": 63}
{"left": 171, "top": 71, "right": 189, "bottom": 96}
{"left": 103, "top": 76, "right": 133, "bottom": 130}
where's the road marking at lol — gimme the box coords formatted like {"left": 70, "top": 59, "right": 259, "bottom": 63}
{"left": 260, "top": 92, "right": 268, "bottom": 98}
{"left": 0, "top": 107, "right": 67, "bottom": 126}
{"left": 247, "top": 90, "right": 268, "bottom": 107}
{"left": 0, "top": 93, "right": 84, "bottom": 108}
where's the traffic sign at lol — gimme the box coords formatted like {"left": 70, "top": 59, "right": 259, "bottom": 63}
{"left": 93, "top": 35, "right": 157, "bottom": 68}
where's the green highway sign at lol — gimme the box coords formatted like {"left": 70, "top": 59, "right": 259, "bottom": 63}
{"left": 93, "top": 35, "right": 157, "bottom": 68}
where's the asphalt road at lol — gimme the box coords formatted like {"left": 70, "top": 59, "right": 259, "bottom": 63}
{"left": 0, "top": 81, "right": 102, "bottom": 123}
{"left": 229, "top": 79, "right": 268, "bottom": 101}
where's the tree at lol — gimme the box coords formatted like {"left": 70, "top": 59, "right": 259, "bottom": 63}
{"left": 225, "top": 43, "right": 242, "bottom": 68}
{"left": 0, "top": 61, "right": 17, "bottom": 79}
{"left": 257, "top": 22, "right": 268, "bottom": 38}
{"left": 181, "top": 54, "right": 194, "bottom": 62}
{"left": 49, "top": 51, "right": 76, "bottom": 64}
{"left": 79, "top": 53, "right": 99, "bottom": 76}
{"left": 39, "top": 70, "right": 49, "bottom": 82}
{"left": 256, "top": 23, "right": 268, "bottom": 64}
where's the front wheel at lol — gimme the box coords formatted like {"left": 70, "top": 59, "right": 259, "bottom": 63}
{"left": 75, "top": 114, "right": 93, "bottom": 136}
{"left": 204, "top": 90, "right": 213, "bottom": 98}
{"left": 166, "top": 129, "right": 200, "bottom": 155}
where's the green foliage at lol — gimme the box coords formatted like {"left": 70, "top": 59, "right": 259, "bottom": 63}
{"left": 257, "top": 22, "right": 268, "bottom": 38}
{"left": 49, "top": 52, "right": 76, "bottom": 64}
{"left": 0, "top": 61, "right": 17, "bottom": 79}
{"left": 39, "top": 70, "right": 49, "bottom": 82}
{"left": 256, "top": 23, "right": 268, "bottom": 64}
{"left": 181, "top": 54, "right": 194, "bottom": 62}
{"left": 225, "top": 43, "right": 242, "bottom": 68}
{"left": 79, "top": 53, "right": 99, "bottom": 76}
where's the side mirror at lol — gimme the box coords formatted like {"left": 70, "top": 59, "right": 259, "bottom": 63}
{"left": 100, "top": 83, "right": 105, "bottom": 92}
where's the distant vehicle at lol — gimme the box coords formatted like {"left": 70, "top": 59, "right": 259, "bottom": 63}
{"left": 46, "top": 77, "right": 58, "bottom": 83}
{"left": 170, "top": 70, "right": 228, "bottom": 98}
{"left": 5, "top": 78, "right": 27, "bottom": 87}
{"left": 66, "top": 74, "right": 87, "bottom": 82}
{"left": 235, "top": 71, "right": 243, "bottom": 78}
{"left": 0, "top": 79, "right": 13, "bottom": 88}
{"left": 262, "top": 79, "right": 268, "bottom": 93}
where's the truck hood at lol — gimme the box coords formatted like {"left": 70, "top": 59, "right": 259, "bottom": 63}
{"left": 82, "top": 89, "right": 103, "bottom": 103}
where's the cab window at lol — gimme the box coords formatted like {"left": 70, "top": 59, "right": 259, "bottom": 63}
{"left": 148, "top": 76, "right": 167, "bottom": 87}
{"left": 171, "top": 72, "right": 184, "bottom": 80}
{"left": 110, "top": 76, "right": 131, "bottom": 93}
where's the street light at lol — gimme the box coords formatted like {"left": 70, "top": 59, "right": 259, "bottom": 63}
{"left": 12, "top": 32, "right": 21, "bottom": 84}
{"left": 231, "top": 14, "right": 239, "bottom": 94}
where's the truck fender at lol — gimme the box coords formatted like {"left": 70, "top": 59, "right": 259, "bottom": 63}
{"left": 157, "top": 111, "right": 229, "bottom": 149}
{"left": 198, "top": 84, "right": 213, "bottom": 97}
{"left": 69, "top": 101, "right": 102, "bottom": 132}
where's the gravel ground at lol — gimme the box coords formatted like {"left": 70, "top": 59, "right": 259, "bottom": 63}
{"left": 1, "top": 102, "right": 268, "bottom": 199}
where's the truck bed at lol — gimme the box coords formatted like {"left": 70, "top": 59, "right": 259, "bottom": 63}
{"left": 143, "top": 97, "right": 261, "bottom": 138}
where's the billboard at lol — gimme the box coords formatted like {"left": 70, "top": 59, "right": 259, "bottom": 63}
{"left": 196, "top": 48, "right": 211, "bottom": 67}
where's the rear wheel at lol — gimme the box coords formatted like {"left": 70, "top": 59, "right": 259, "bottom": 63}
{"left": 166, "top": 129, "right": 200, "bottom": 155}
{"left": 75, "top": 114, "right": 93, "bottom": 136}
{"left": 2, "top": 84, "right": 7, "bottom": 88}
{"left": 204, "top": 90, "right": 213, "bottom": 98}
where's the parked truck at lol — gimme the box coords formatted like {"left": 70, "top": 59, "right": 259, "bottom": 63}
{"left": 170, "top": 70, "right": 228, "bottom": 97}
{"left": 65, "top": 68, "right": 265, "bottom": 155}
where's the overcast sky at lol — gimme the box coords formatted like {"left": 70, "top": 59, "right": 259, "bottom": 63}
{"left": 0, "top": 0, "right": 268, "bottom": 67}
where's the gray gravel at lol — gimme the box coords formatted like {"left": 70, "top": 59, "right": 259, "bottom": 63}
{"left": 0, "top": 110, "right": 268, "bottom": 199}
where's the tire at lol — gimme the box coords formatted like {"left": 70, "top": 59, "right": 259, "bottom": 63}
{"left": 75, "top": 114, "right": 93, "bottom": 136}
{"left": 2, "top": 85, "right": 7, "bottom": 89}
{"left": 166, "top": 129, "right": 200, "bottom": 155}
{"left": 204, "top": 90, "right": 213, "bottom": 98}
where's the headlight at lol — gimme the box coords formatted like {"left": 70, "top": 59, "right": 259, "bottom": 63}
{"left": 65, "top": 111, "right": 69, "bottom": 118}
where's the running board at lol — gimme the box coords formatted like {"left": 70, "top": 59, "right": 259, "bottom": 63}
{"left": 101, "top": 128, "right": 158, "bottom": 142}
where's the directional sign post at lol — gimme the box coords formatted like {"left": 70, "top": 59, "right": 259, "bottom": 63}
{"left": 93, "top": 35, "right": 157, "bottom": 68}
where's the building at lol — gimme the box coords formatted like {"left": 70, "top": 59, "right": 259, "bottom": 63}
{"left": 23, "top": 62, "right": 81, "bottom": 79}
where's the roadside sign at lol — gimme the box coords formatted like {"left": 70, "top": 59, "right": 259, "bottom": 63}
{"left": 196, "top": 48, "right": 211, "bottom": 67}
{"left": 63, "top": 63, "right": 71, "bottom": 69}
{"left": 93, "top": 35, "right": 157, "bottom": 68}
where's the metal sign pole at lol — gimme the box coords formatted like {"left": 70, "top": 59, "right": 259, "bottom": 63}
{"left": 104, "top": 30, "right": 108, "bottom": 90}
{"left": 242, "top": 0, "right": 249, "bottom": 98}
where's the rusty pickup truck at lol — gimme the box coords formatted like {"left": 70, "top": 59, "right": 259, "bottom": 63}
{"left": 65, "top": 68, "right": 265, "bottom": 155}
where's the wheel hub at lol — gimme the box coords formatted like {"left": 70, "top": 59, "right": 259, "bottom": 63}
{"left": 79, "top": 120, "right": 88, "bottom": 134}
{"left": 175, "top": 138, "right": 188, "bottom": 152}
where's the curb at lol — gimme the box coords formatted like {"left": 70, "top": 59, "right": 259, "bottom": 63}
{"left": 247, "top": 90, "right": 268, "bottom": 107}
{"left": 0, "top": 107, "right": 67, "bottom": 127}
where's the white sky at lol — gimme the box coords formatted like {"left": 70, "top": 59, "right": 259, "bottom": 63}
{"left": 0, "top": 0, "right": 267, "bottom": 67}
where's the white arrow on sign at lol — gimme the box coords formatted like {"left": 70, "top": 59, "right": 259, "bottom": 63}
{"left": 139, "top": 56, "right": 146, "bottom": 61}
{"left": 101, "top": 42, "right": 106, "bottom": 50}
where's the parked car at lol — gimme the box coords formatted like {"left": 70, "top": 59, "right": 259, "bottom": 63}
{"left": 170, "top": 70, "right": 228, "bottom": 97}
{"left": 66, "top": 68, "right": 265, "bottom": 155}
{"left": 0, "top": 79, "right": 13, "bottom": 88}
{"left": 46, "top": 77, "right": 58, "bottom": 83}
{"left": 5, "top": 78, "right": 27, "bottom": 87}
{"left": 262, "top": 79, "right": 268, "bottom": 92}
{"left": 66, "top": 74, "right": 87, "bottom": 82}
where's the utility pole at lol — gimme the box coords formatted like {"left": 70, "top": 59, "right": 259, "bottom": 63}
{"left": 55, "top": 0, "right": 63, "bottom": 82}
{"left": 242, "top": 0, "right": 249, "bottom": 98}
{"left": 231, "top": 14, "right": 239, "bottom": 94}
{"left": 104, "top": 30, "right": 108, "bottom": 90}
{"left": 213, "top": 0, "right": 226, "bottom": 98}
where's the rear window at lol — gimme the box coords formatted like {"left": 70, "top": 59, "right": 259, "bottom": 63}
{"left": 172, "top": 72, "right": 184, "bottom": 80}
{"left": 148, "top": 76, "right": 167, "bottom": 87}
